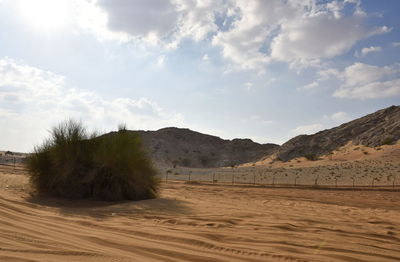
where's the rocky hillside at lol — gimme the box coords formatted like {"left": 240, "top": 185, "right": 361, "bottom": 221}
{"left": 276, "top": 105, "right": 400, "bottom": 161}
{"left": 122, "top": 128, "right": 279, "bottom": 168}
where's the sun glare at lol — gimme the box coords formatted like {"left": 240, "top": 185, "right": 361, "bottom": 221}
{"left": 18, "top": 0, "right": 70, "bottom": 31}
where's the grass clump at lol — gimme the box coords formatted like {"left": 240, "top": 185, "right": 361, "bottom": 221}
{"left": 27, "top": 120, "right": 158, "bottom": 201}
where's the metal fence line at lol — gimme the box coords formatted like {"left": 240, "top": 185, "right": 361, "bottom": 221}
{"left": 0, "top": 156, "right": 29, "bottom": 174}
{"left": 1, "top": 157, "right": 398, "bottom": 189}
{"left": 161, "top": 166, "right": 400, "bottom": 189}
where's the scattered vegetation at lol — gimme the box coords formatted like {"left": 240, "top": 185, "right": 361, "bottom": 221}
{"left": 27, "top": 120, "right": 158, "bottom": 201}
{"left": 185, "top": 180, "right": 200, "bottom": 185}
{"left": 381, "top": 136, "right": 395, "bottom": 145}
{"left": 304, "top": 153, "right": 318, "bottom": 161}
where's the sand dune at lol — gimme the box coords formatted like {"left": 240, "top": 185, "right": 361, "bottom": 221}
{"left": 0, "top": 170, "right": 400, "bottom": 262}
{"left": 166, "top": 143, "right": 400, "bottom": 189}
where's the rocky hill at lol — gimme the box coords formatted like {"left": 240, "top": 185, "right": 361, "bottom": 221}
{"left": 119, "top": 128, "right": 279, "bottom": 168}
{"left": 276, "top": 105, "right": 400, "bottom": 161}
{"left": 102, "top": 105, "right": 399, "bottom": 167}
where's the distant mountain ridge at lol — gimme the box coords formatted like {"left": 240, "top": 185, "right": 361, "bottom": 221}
{"left": 139, "top": 128, "right": 280, "bottom": 168}
{"left": 103, "top": 105, "right": 399, "bottom": 167}
{"left": 275, "top": 105, "right": 400, "bottom": 161}
{"left": 106, "top": 127, "right": 279, "bottom": 168}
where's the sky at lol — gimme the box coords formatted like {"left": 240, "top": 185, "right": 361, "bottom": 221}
{"left": 0, "top": 0, "right": 399, "bottom": 152}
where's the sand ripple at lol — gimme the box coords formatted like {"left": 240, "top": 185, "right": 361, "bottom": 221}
{"left": 0, "top": 177, "right": 399, "bottom": 261}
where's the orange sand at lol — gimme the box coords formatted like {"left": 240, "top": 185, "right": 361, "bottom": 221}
{"left": 0, "top": 170, "right": 399, "bottom": 261}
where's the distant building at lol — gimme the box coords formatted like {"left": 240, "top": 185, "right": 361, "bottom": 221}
{"left": 5, "top": 151, "right": 13, "bottom": 156}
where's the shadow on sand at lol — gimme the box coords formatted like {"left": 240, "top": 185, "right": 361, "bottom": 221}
{"left": 27, "top": 195, "right": 192, "bottom": 219}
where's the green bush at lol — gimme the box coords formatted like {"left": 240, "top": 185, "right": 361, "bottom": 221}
{"left": 27, "top": 120, "right": 159, "bottom": 201}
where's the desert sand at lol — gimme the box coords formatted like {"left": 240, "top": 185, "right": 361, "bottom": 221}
{"left": 0, "top": 164, "right": 400, "bottom": 262}
{"left": 165, "top": 143, "right": 400, "bottom": 189}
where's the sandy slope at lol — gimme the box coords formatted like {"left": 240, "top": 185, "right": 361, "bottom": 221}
{"left": 240, "top": 142, "right": 400, "bottom": 168}
{"left": 207, "top": 143, "right": 400, "bottom": 187}
{"left": 0, "top": 170, "right": 400, "bottom": 262}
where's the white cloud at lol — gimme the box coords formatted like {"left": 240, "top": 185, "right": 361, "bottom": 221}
{"left": 334, "top": 79, "right": 400, "bottom": 99}
{"left": 367, "top": 25, "right": 392, "bottom": 36}
{"left": 220, "top": 0, "right": 390, "bottom": 70}
{"left": 241, "top": 115, "right": 273, "bottom": 125}
{"left": 0, "top": 58, "right": 184, "bottom": 151}
{"left": 94, "top": 0, "right": 179, "bottom": 46}
{"left": 354, "top": 46, "right": 382, "bottom": 57}
{"left": 270, "top": 13, "right": 375, "bottom": 67}
{"left": 268, "top": 1, "right": 387, "bottom": 68}
{"left": 74, "top": 0, "right": 132, "bottom": 42}
{"left": 317, "top": 68, "right": 342, "bottom": 81}
{"left": 174, "top": 0, "right": 224, "bottom": 42}
{"left": 298, "top": 68, "right": 341, "bottom": 91}
{"left": 291, "top": 111, "right": 351, "bottom": 138}
{"left": 211, "top": 0, "right": 277, "bottom": 71}
{"left": 156, "top": 55, "right": 166, "bottom": 67}
{"left": 74, "top": 0, "right": 388, "bottom": 71}
{"left": 245, "top": 82, "right": 253, "bottom": 90}
{"left": 291, "top": 123, "right": 324, "bottom": 135}
{"left": 83, "top": 0, "right": 225, "bottom": 48}
{"left": 302, "top": 81, "right": 319, "bottom": 90}
{"left": 333, "top": 62, "right": 400, "bottom": 99}
{"left": 97, "top": 0, "right": 178, "bottom": 37}
{"left": 344, "top": 63, "right": 395, "bottom": 86}
{"left": 330, "top": 111, "right": 350, "bottom": 122}
{"left": 393, "top": 42, "right": 400, "bottom": 47}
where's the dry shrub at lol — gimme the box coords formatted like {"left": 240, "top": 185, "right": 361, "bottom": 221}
{"left": 27, "top": 120, "right": 158, "bottom": 201}
{"left": 381, "top": 136, "right": 394, "bottom": 145}
{"left": 304, "top": 153, "right": 318, "bottom": 161}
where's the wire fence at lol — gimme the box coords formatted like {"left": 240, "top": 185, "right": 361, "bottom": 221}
{"left": 1, "top": 155, "right": 399, "bottom": 190}
{"left": 160, "top": 165, "right": 400, "bottom": 190}
{"left": 0, "top": 156, "right": 29, "bottom": 174}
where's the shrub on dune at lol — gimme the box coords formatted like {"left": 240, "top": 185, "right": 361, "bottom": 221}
{"left": 27, "top": 120, "right": 158, "bottom": 201}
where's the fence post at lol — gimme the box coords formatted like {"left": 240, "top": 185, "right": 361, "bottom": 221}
{"left": 272, "top": 174, "right": 275, "bottom": 186}
{"left": 166, "top": 172, "right": 168, "bottom": 183}
{"left": 314, "top": 174, "right": 319, "bottom": 186}
{"left": 188, "top": 171, "right": 191, "bottom": 182}
{"left": 212, "top": 173, "right": 215, "bottom": 184}
{"left": 294, "top": 176, "right": 298, "bottom": 187}
{"left": 232, "top": 173, "right": 234, "bottom": 185}
{"left": 264, "top": 170, "right": 269, "bottom": 185}
{"left": 253, "top": 173, "right": 256, "bottom": 185}
{"left": 393, "top": 175, "right": 396, "bottom": 190}
{"left": 13, "top": 157, "right": 16, "bottom": 172}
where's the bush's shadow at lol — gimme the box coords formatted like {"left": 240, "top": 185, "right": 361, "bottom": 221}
{"left": 27, "top": 195, "right": 192, "bottom": 219}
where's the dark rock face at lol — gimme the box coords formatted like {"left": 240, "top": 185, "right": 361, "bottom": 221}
{"left": 129, "top": 127, "right": 279, "bottom": 168}
{"left": 276, "top": 105, "right": 400, "bottom": 161}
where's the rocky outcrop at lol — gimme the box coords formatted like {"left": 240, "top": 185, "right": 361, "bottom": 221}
{"left": 102, "top": 106, "right": 399, "bottom": 166}
{"left": 276, "top": 105, "right": 400, "bottom": 161}
{"left": 114, "top": 127, "right": 279, "bottom": 168}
